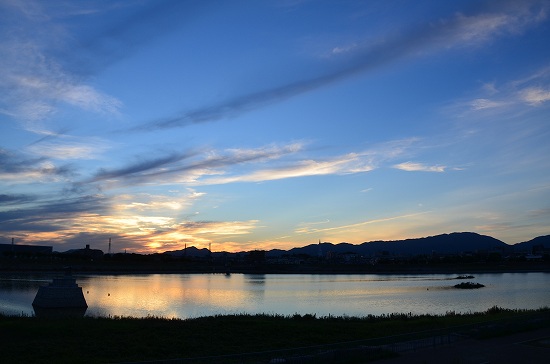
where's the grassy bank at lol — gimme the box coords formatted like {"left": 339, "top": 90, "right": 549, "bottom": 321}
{"left": 0, "top": 307, "right": 548, "bottom": 363}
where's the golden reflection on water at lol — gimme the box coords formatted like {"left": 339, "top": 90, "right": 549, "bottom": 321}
{"left": 70, "top": 273, "right": 550, "bottom": 319}
{"left": 79, "top": 273, "right": 438, "bottom": 318}
{"left": 80, "top": 274, "right": 255, "bottom": 318}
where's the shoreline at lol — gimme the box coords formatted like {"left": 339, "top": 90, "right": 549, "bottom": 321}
{"left": 1, "top": 260, "right": 549, "bottom": 275}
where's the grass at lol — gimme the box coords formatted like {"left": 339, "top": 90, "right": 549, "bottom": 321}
{"left": 0, "top": 307, "right": 548, "bottom": 363}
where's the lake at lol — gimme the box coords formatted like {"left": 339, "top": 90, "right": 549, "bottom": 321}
{"left": 1, "top": 272, "right": 548, "bottom": 318}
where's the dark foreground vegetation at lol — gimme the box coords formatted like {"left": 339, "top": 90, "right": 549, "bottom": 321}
{"left": 2, "top": 254, "right": 549, "bottom": 275}
{"left": 0, "top": 307, "right": 548, "bottom": 363}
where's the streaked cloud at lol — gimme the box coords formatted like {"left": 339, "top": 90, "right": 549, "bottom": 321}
{"left": 470, "top": 98, "right": 507, "bottom": 110}
{"left": 82, "top": 138, "right": 418, "bottom": 188}
{"left": 86, "top": 143, "right": 305, "bottom": 187}
{"left": 520, "top": 87, "right": 550, "bottom": 105}
{"left": 0, "top": 194, "right": 36, "bottom": 206}
{"left": 450, "top": 64, "right": 550, "bottom": 117}
{"left": 133, "top": 0, "right": 548, "bottom": 131}
{"left": 27, "top": 137, "right": 110, "bottom": 160}
{"left": 0, "top": 194, "right": 111, "bottom": 233}
{"left": 196, "top": 154, "right": 375, "bottom": 185}
{"left": 393, "top": 162, "right": 446, "bottom": 172}
{"left": 137, "top": 220, "right": 261, "bottom": 253}
{"left": 0, "top": 148, "right": 74, "bottom": 182}
{"left": 294, "top": 212, "right": 431, "bottom": 236}
{"left": 112, "top": 190, "right": 205, "bottom": 214}
{"left": 0, "top": 0, "right": 124, "bottom": 126}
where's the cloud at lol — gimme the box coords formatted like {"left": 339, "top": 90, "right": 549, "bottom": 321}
{"left": 470, "top": 98, "right": 507, "bottom": 110}
{"left": 393, "top": 162, "right": 446, "bottom": 172}
{"left": 0, "top": 194, "right": 111, "bottom": 233}
{"left": 0, "top": 184, "right": 242, "bottom": 252}
{"left": 0, "top": 0, "right": 125, "bottom": 126}
{"left": 90, "top": 152, "right": 198, "bottom": 183}
{"left": 112, "top": 190, "right": 205, "bottom": 214}
{"left": 231, "top": 140, "right": 421, "bottom": 184}
{"left": 0, "top": 148, "right": 74, "bottom": 182}
{"left": 27, "top": 137, "right": 110, "bottom": 160}
{"left": 528, "top": 208, "right": 550, "bottom": 217}
{"left": 294, "top": 212, "right": 431, "bottom": 235}
{"left": 520, "top": 87, "right": 550, "bottom": 105}
{"left": 2, "top": 63, "right": 122, "bottom": 124}
{"left": 86, "top": 143, "right": 306, "bottom": 187}
{"left": 450, "top": 64, "right": 550, "bottom": 117}
{"left": 130, "top": 219, "right": 261, "bottom": 253}
{"left": 0, "top": 194, "right": 36, "bottom": 206}
{"left": 195, "top": 153, "right": 375, "bottom": 185}
{"left": 132, "top": 0, "right": 549, "bottom": 131}
{"left": 69, "top": 0, "right": 206, "bottom": 75}
{"left": 82, "top": 138, "right": 417, "bottom": 189}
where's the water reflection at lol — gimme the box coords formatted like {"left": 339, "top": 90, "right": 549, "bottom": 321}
{"left": 1, "top": 273, "right": 548, "bottom": 318}
{"left": 78, "top": 274, "right": 266, "bottom": 318}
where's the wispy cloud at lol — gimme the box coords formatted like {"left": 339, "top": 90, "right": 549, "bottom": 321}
{"left": 69, "top": 0, "right": 206, "bottom": 75}
{"left": 0, "top": 0, "right": 126, "bottom": 126}
{"left": 1, "top": 44, "right": 122, "bottom": 124}
{"left": 449, "top": 64, "right": 550, "bottom": 118}
{"left": 195, "top": 153, "right": 375, "bottom": 185}
{"left": 393, "top": 162, "right": 445, "bottom": 172}
{"left": 135, "top": 219, "right": 261, "bottom": 252}
{"left": 0, "top": 193, "right": 36, "bottom": 206}
{"left": 0, "top": 187, "right": 248, "bottom": 252}
{"left": 0, "top": 148, "right": 74, "bottom": 182}
{"left": 111, "top": 190, "right": 205, "bottom": 214}
{"left": 0, "top": 194, "right": 110, "bottom": 232}
{"left": 82, "top": 143, "right": 303, "bottom": 187}
{"left": 27, "top": 137, "right": 110, "bottom": 160}
{"left": 81, "top": 139, "right": 418, "bottom": 189}
{"left": 470, "top": 98, "right": 508, "bottom": 110}
{"left": 294, "top": 212, "right": 431, "bottom": 235}
{"left": 132, "top": 0, "right": 549, "bottom": 131}
{"left": 520, "top": 87, "right": 550, "bottom": 105}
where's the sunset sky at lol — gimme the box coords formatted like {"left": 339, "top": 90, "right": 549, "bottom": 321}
{"left": 1, "top": 0, "right": 549, "bottom": 254}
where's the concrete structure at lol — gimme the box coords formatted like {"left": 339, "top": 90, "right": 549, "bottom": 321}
{"left": 32, "top": 276, "right": 88, "bottom": 310}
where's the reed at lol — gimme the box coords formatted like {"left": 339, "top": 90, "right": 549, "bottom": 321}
{"left": 0, "top": 306, "right": 548, "bottom": 363}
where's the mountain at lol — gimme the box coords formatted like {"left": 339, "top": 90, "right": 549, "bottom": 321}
{"left": 165, "top": 232, "right": 549, "bottom": 259}
{"left": 513, "top": 235, "right": 550, "bottom": 252}
{"left": 165, "top": 246, "right": 212, "bottom": 258}
{"left": 267, "top": 232, "right": 509, "bottom": 257}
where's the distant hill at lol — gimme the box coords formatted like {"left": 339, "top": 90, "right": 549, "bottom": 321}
{"left": 513, "top": 235, "right": 550, "bottom": 252}
{"left": 165, "top": 246, "right": 211, "bottom": 258}
{"left": 164, "top": 232, "right": 549, "bottom": 258}
{"left": 268, "top": 232, "right": 508, "bottom": 257}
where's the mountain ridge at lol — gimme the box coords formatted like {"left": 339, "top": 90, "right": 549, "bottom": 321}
{"left": 165, "top": 232, "right": 550, "bottom": 258}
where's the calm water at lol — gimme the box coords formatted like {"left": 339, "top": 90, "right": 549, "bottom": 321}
{"left": 0, "top": 273, "right": 548, "bottom": 318}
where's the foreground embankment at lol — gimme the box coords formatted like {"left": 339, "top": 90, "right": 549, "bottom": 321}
{"left": 1, "top": 307, "right": 548, "bottom": 363}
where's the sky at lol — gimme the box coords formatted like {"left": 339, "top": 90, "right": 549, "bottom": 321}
{"left": 1, "top": 0, "right": 550, "bottom": 254}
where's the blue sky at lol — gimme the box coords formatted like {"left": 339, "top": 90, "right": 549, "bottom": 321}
{"left": 1, "top": 0, "right": 549, "bottom": 253}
